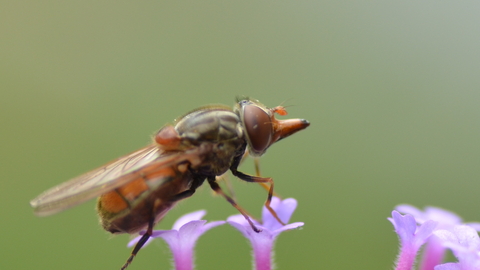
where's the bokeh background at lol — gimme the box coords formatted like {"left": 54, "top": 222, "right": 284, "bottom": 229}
{"left": 2, "top": 1, "right": 480, "bottom": 269}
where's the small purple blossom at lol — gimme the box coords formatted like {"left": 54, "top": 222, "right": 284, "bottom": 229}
{"left": 389, "top": 210, "right": 438, "bottom": 270}
{"left": 396, "top": 205, "right": 480, "bottom": 270}
{"left": 434, "top": 225, "right": 480, "bottom": 270}
{"left": 227, "top": 197, "right": 304, "bottom": 270}
{"left": 396, "top": 205, "right": 480, "bottom": 231}
{"left": 128, "top": 210, "right": 225, "bottom": 270}
{"left": 390, "top": 205, "right": 480, "bottom": 270}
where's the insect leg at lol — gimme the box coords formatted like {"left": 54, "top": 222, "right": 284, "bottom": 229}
{"left": 230, "top": 168, "right": 285, "bottom": 226}
{"left": 215, "top": 174, "right": 236, "bottom": 200}
{"left": 171, "top": 189, "right": 196, "bottom": 201}
{"left": 215, "top": 149, "right": 250, "bottom": 200}
{"left": 229, "top": 153, "right": 285, "bottom": 226}
{"left": 170, "top": 174, "right": 205, "bottom": 202}
{"left": 120, "top": 198, "right": 161, "bottom": 270}
{"left": 253, "top": 157, "right": 275, "bottom": 195}
{"left": 206, "top": 176, "right": 262, "bottom": 233}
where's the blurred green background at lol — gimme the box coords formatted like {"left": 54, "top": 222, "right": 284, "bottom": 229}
{"left": 2, "top": 1, "right": 480, "bottom": 269}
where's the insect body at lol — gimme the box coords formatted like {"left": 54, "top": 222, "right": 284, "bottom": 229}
{"left": 30, "top": 98, "right": 310, "bottom": 269}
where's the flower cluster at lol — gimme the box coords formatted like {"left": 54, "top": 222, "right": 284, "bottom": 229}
{"left": 128, "top": 197, "right": 303, "bottom": 270}
{"left": 390, "top": 205, "right": 480, "bottom": 270}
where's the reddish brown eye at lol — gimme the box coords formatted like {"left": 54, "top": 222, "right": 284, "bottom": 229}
{"left": 242, "top": 104, "right": 273, "bottom": 155}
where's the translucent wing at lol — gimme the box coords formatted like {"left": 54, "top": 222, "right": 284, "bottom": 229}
{"left": 30, "top": 144, "right": 199, "bottom": 217}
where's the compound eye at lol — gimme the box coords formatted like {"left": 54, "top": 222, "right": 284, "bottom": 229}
{"left": 243, "top": 104, "right": 273, "bottom": 155}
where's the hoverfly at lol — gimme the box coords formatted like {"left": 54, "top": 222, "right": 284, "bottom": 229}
{"left": 30, "top": 98, "right": 309, "bottom": 269}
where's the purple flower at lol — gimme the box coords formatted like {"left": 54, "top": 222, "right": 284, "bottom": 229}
{"left": 389, "top": 211, "right": 438, "bottom": 270}
{"left": 128, "top": 210, "right": 225, "bottom": 270}
{"left": 396, "top": 205, "right": 480, "bottom": 231}
{"left": 227, "top": 197, "right": 304, "bottom": 270}
{"left": 434, "top": 225, "right": 480, "bottom": 270}
{"left": 396, "top": 205, "right": 480, "bottom": 270}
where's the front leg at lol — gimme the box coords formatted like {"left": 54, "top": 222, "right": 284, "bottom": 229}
{"left": 206, "top": 176, "right": 261, "bottom": 232}
{"left": 230, "top": 155, "right": 286, "bottom": 226}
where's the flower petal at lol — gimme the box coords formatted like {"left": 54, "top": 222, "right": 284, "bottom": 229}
{"left": 201, "top": 220, "right": 226, "bottom": 232}
{"left": 227, "top": 220, "right": 255, "bottom": 239}
{"left": 434, "top": 262, "right": 461, "bottom": 270}
{"left": 227, "top": 214, "right": 251, "bottom": 226}
{"left": 229, "top": 197, "right": 304, "bottom": 270}
{"left": 172, "top": 210, "right": 207, "bottom": 231}
{"left": 263, "top": 198, "right": 298, "bottom": 230}
{"left": 272, "top": 222, "right": 304, "bottom": 237}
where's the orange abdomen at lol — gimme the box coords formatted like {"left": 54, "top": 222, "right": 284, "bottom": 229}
{"left": 96, "top": 166, "right": 191, "bottom": 234}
